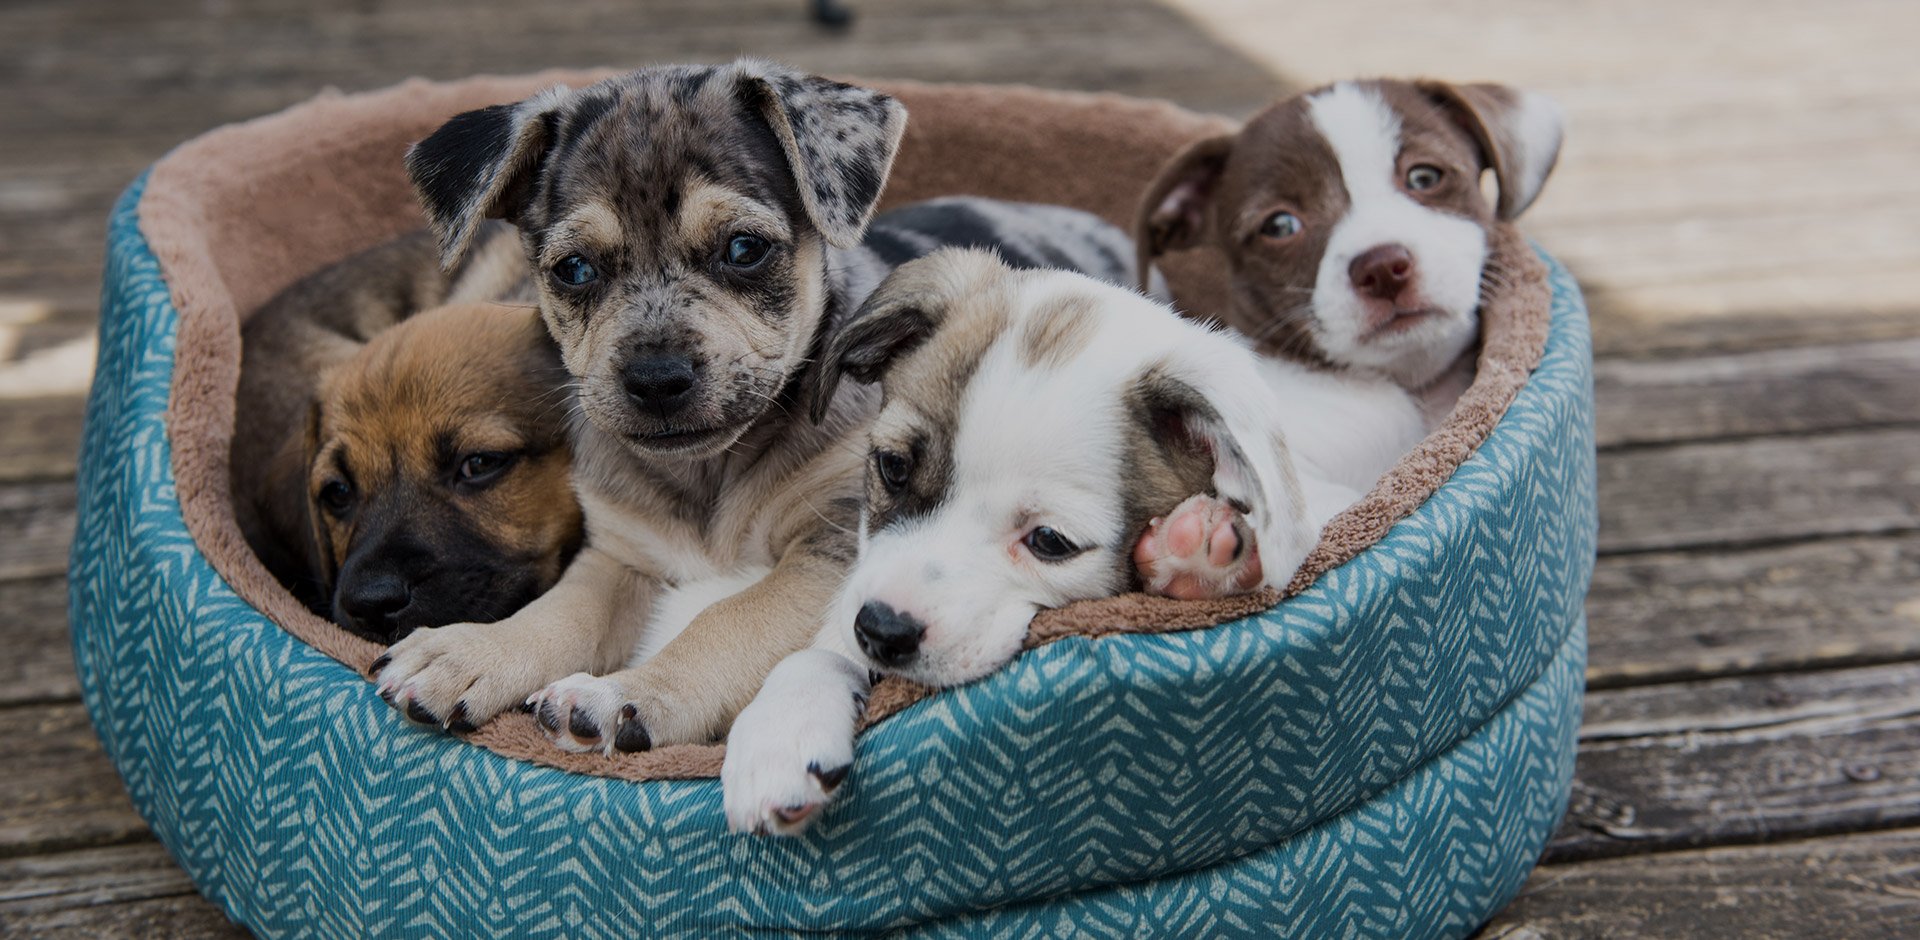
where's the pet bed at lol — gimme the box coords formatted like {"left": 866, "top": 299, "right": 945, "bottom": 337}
{"left": 72, "top": 71, "right": 1595, "bottom": 938}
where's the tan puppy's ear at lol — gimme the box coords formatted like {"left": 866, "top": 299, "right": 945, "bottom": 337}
{"left": 1418, "top": 81, "right": 1565, "bottom": 220}
{"left": 406, "top": 84, "right": 574, "bottom": 269}
{"left": 301, "top": 400, "right": 340, "bottom": 603}
{"left": 735, "top": 60, "right": 908, "bottom": 250}
{"left": 1135, "top": 133, "right": 1236, "bottom": 292}
{"left": 807, "top": 249, "right": 1002, "bottom": 423}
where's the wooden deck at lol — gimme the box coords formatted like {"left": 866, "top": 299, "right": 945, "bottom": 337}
{"left": 2, "top": 1, "right": 1916, "bottom": 935}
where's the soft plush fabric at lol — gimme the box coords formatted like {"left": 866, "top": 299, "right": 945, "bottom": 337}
{"left": 74, "top": 77, "right": 1596, "bottom": 936}
{"left": 140, "top": 73, "right": 1554, "bottom": 781}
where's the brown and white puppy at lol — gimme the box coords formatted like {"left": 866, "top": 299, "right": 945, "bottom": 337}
{"left": 722, "top": 249, "right": 1339, "bottom": 834}
{"left": 1137, "top": 79, "right": 1563, "bottom": 420}
{"left": 307, "top": 302, "right": 581, "bottom": 642}
{"left": 372, "top": 62, "right": 1145, "bottom": 750}
{"left": 233, "top": 222, "right": 533, "bottom": 618}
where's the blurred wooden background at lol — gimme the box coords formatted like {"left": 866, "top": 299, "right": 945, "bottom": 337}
{"left": 2, "top": 1, "right": 1915, "bottom": 936}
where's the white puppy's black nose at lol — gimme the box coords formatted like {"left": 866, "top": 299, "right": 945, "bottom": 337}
{"left": 622, "top": 355, "right": 697, "bottom": 414}
{"left": 855, "top": 601, "right": 925, "bottom": 668}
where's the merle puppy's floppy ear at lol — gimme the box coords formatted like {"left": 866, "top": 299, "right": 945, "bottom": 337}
{"left": 405, "top": 85, "right": 574, "bottom": 269}
{"left": 806, "top": 249, "right": 999, "bottom": 423}
{"left": 1419, "top": 81, "right": 1565, "bottom": 220}
{"left": 735, "top": 61, "right": 908, "bottom": 249}
{"left": 1134, "top": 133, "right": 1236, "bottom": 293}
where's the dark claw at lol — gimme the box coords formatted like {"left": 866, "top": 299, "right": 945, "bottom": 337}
{"left": 808, "top": 761, "right": 851, "bottom": 792}
{"left": 404, "top": 699, "right": 439, "bottom": 726}
{"left": 516, "top": 699, "right": 536, "bottom": 714}
{"left": 568, "top": 708, "right": 601, "bottom": 742}
{"left": 614, "top": 704, "right": 652, "bottom": 753}
{"left": 368, "top": 654, "right": 391, "bottom": 676}
{"left": 446, "top": 701, "right": 477, "bottom": 734}
{"left": 536, "top": 701, "right": 562, "bottom": 733}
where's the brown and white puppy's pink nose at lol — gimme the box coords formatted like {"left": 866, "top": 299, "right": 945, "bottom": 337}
{"left": 1137, "top": 78, "right": 1563, "bottom": 404}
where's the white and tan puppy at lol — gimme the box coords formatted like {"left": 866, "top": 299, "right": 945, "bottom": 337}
{"left": 723, "top": 249, "right": 1349, "bottom": 835}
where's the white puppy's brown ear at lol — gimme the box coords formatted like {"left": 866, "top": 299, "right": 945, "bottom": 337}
{"left": 1134, "top": 134, "right": 1236, "bottom": 292}
{"left": 406, "top": 85, "right": 574, "bottom": 269}
{"left": 1136, "top": 362, "right": 1319, "bottom": 589}
{"left": 1420, "top": 81, "right": 1565, "bottom": 220}
{"left": 807, "top": 249, "right": 1002, "bottom": 423}
{"left": 736, "top": 61, "right": 908, "bottom": 249}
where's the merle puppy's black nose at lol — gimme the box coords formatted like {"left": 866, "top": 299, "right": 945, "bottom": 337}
{"left": 854, "top": 601, "right": 925, "bottom": 668}
{"left": 622, "top": 356, "right": 697, "bottom": 412}
{"left": 1349, "top": 243, "right": 1416, "bottom": 301}
{"left": 337, "top": 572, "right": 411, "bottom": 635}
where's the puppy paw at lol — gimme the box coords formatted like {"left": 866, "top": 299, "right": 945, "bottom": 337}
{"left": 526, "top": 673, "right": 657, "bottom": 755}
{"left": 372, "top": 622, "right": 546, "bottom": 733}
{"left": 722, "top": 650, "right": 865, "bottom": 836}
{"left": 1133, "top": 494, "right": 1264, "bottom": 600}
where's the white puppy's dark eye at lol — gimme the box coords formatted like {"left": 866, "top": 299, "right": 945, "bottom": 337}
{"left": 1259, "top": 211, "right": 1302, "bottom": 240}
{"left": 723, "top": 233, "right": 771, "bottom": 268}
{"left": 1406, "top": 164, "right": 1444, "bottom": 191}
{"left": 551, "top": 254, "right": 598, "bottom": 287}
{"left": 1023, "top": 526, "right": 1080, "bottom": 562}
{"left": 317, "top": 479, "right": 354, "bottom": 516}
{"left": 456, "top": 452, "right": 514, "bottom": 485}
{"left": 874, "top": 450, "right": 912, "bottom": 493}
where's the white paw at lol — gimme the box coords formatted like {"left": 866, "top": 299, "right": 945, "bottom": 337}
{"left": 1133, "top": 493, "right": 1265, "bottom": 600}
{"left": 722, "top": 650, "right": 866, "bottom": 836}
{"left": 526, "top": 673, "right": 650, "bottom": 755}
{"left": 372, "top": 621, "right": 547, "bottom": 733}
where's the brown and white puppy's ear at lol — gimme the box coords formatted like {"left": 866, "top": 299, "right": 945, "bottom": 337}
{"left": 806, "top": 249, "right": 998, "bottom": 422}
{"left": 1134, "top": 133, "right": 1237, "bottom": 292}
{"left": 1419, "top": 81, "right": 1565, "bottom": 220}
{"left": 734, "top": 61, "right": 908, "bottom": 249}
{"left": 1134, "top": 359, "right": 1319, "bottom": 591}
{"left": 405, "top": 84, "right": 574, "bottom": 268}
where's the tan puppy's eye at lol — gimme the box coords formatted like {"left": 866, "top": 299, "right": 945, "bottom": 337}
{"left": 456, "top": 452, "right": 516, "bottom": 486}
{"left": 317, "top": 479, "right": 354, "bottom": 517}
{"left": 1406, "top": 164, "right": 1444, "bottom": 191}
{"left": 1259, "top": 211, "right": 1302, "bottom": 240}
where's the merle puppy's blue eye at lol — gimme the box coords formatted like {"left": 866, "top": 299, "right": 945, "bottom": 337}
{"left": 1260, "top": 211, "right": 1302, "bottom": 240}
{"left": 551, "top": 254, "right": 598, "bottom": 287}
{"left": 723, "top": 233, "right": 771, "bottom": 268}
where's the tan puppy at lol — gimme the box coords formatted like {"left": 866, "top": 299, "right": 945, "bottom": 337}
{"left": 307, "top": 303, "right": 581, "bottom": 644}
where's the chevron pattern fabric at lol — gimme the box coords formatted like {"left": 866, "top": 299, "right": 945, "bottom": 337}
{"left": 71, "top": 172, "right": 1595, "bottom": 938}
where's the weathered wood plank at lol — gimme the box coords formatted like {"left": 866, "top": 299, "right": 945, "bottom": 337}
{"left": 1586, "top": 533, "right": 1920, "bottom": 689}
{"left": 0, "top": 702, "right": 151, "bottom": 859}
{"left": 0, "top": 395, "right": 87, "bottom": 482}
{"left": 1596, "top": 427, "right": 1920, "bottom": 555}
{"left": 0, "top": 575, "right": 76, "bottom": 707}
{"left": 1483, "top": 827, "right": 1920, "bottom": 940}
{"left": 1549, "top": 663, "right": 1920, "bottom": 862}
{"left": 0, "top": 843, "right": 245, "bottom": 939}
{"left": 0, "top": 480, "right": 75, "bottom": 582}
{"left": 1594, "top": 338, "right": 1920, "bottom": 449}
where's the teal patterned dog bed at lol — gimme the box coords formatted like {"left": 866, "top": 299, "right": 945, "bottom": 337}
{"left": 73, "top": 96, "right": 1594, "bottom": 937}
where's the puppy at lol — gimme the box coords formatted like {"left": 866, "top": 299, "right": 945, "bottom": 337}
{"left": 307, "top": 302, "right": 581, "bottom": 642}
{"left": 722, "top": 249, "right": 1338, "bottom": 834}
{"left": 1136, "top": 79, "right": 1563, "bottom": 422}
{"left": 373, "top": 62, "right": 1145, "bottom": 750}
{"left": 233, "top": 222, "right": 532, "bottom": 616}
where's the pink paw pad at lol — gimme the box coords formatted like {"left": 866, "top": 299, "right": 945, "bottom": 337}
{"left": 1134, "top": 494, "right": 1264, "bottom": 600}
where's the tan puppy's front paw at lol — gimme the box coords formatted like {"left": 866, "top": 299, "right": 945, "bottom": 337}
{"left": 525, "top": 668, "right": 705, "bottom": 755}
{"left": 371, "top": 622, "right": 546, "bottom": 733}
{"left": 1133, "top": 494, "right": 1265, "bottom": 600}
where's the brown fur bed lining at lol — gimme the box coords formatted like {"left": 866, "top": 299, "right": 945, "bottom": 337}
{"left": 145, "top": 71, "right": 1549, "bottom": 782}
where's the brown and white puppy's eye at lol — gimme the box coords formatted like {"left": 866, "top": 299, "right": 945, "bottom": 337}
{"left": 1258, "top": 210, "right": 1304, "bottom": 241}
{"left": 873, "top": 449, "right": 912, "bottom": 493}
{"left": 1404, "top": 164, "right": 1445, "bottom": 192}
